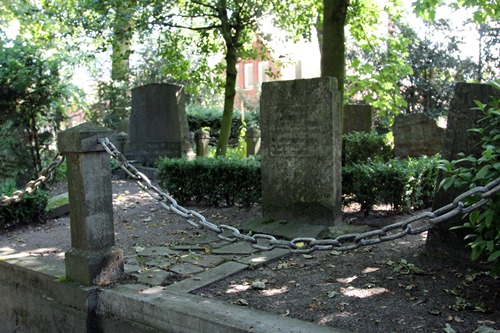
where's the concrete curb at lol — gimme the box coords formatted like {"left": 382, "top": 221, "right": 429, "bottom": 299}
{"left": 0, "top": 248, "right": 352, "bottom": 333}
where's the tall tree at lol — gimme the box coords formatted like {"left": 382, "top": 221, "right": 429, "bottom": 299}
{"left": 144, "top": 0, "right": 315, "bottom": 156}
{"left": 321, "top": 0, "right": 349, "bottom": 102}
{"left": 320, "top": 0, "right": 412, "bottom": 127}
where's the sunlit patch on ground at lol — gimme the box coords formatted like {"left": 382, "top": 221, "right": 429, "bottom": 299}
{"left": 362, "top": 267, "right": 380, "bottom": 274}
{"left": 336, "top": 275, "right": 358, "bottom": 284}
{"left": 340, "top": 286, "right": 388, "bottom": 298}
{"left": 261, "top": 286, "right": 288, "bottom": 296}
{"left": 225, "top": 283, "right": 251, "bottom": 294}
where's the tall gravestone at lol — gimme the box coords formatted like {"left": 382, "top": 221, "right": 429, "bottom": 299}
{"left": 393, "top": 113, "right": 445, "bottom": 157}
{"left": 260, "top": 77, "right": 342, "bottom": 226}
{"left": 127, "top": 83, "right": 190, "bottom": 166}
{"left": 427, "top": 83, "right": 500, "bottom": 255}
{"left": 343, "top": 104, "right": 373, "bottom": 134}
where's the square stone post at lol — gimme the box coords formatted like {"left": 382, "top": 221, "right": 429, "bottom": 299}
{"left": 58, "top": 122, "right": 124, "bottom": 285}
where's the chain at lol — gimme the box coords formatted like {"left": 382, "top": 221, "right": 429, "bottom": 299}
{"left": 99, "top": 138, "right": 500, "bottom": 254}
{"left": 0, "top": 153, "right": 65, "bottom": 206}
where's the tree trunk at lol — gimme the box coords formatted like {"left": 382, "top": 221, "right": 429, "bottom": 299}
{"left": 216, "top": 43, "right": 238, "bottom": 156}
{"left": 111, "top": 2, "right": 133, "bottom": 82}
{"left": 321, "top": 0, "right": 349, "bottom": 102}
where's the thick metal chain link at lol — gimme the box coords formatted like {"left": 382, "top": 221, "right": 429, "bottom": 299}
{"left": 99, "top": 138, "right": 500, "bottom": 254}
{"left": 0, "top": 153, "right": 65, "bottom": 206}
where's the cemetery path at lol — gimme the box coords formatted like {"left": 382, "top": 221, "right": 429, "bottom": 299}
{"left": 1, "top": 179, "right": 498, "bottom": 333}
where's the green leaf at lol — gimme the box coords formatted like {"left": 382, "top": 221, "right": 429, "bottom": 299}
{"left": 474, "top": 165, "right": 492, "bottom": 181}
{"left": 487, "top": 250, "right": 500, "bottom": 262}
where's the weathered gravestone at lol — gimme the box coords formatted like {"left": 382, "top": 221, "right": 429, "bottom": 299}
{"left": 343, "top": 104, "right": 373, "bottom": 134}
{"left": 427, "top": 83, "right": 500, "bottom": 256}
{"left": 127, "top": 83, "right": 190, "bottom": 166}
{"left": 260, "top": 77, "right": 342, "bottom": 226}
{"left": 393, "top": 113, "right": 445, "bottom": 157}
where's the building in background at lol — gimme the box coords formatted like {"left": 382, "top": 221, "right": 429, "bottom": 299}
{"left": 235, "top": 35, "right": 321, "bottom": 110}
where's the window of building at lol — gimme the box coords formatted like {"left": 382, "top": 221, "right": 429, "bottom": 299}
{"left": 244, "top": 63, "right": 254, "bottom": 89}
{"left": 258, "top": 61, "right": 269, "bottom": 83}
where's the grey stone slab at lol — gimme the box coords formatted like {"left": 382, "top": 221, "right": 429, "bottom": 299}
{"left": 240, "top": 217, "right": 327, "bottom": 240}
{"left": 145, "top": 259, "right": 173, "bottom": 270}
{"left": 343, "top": 104, "right": 373, "bottom": 134}
{"left": 137, "top": 246, "right": 178, "bottom": 257}
{"left": 127, "top": 83, "right": 190, "bottom": 166}
{"left": 46, "top": 192, "right": 69, "bottom": 219}
{"left": 260, "top": 77, "right": 342, "bottom": 226}
{"left": 429, "top": 83, "right": 500, "bottom": 254}
{"left": 181, "top": 254, "right": 238, "bottom": 268}
{"left": 169, "top": 263, "right": 205, "bottom": 275}
{"left": 137, "top": 268, "right": 168, "bottom": 286}
{"left": 237, "top": 248, "right": 291, "bottom": 267}
{"left": 100, "top": 287, "right": 350, "bottom": 333}
{"left": 124, "top": 263, "right": 141, "bottom": 274}
{"left": 393, "top": 113, "right": 445, "bottom": 157}
{"left": 172, "top": 244, "right": 207, "bottom": 251}
{"left": 165, "top": 261, "right": 248, "bottom": 293}
{"left": 212, "top": 241, "right": 257, "bottom": 255}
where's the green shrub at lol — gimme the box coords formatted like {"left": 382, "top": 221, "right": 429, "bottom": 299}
{"left": 156, "top": 157, "right": 261, "bottom": 207}
{"left": 343, "top": 131, "right": 394, "bottom": 165}
{"left": 0, "top": 180, "right": 48, "bottom": 229}
{"left": 342, "top": 155, "right": 440, "bottom": 215}
{"left": 439, "top": 82, "right": 500, "bottom": 273}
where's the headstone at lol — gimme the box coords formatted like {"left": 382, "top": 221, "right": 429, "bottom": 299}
{"left": 343, "top": 104, "right": 373, "bottom": 134}
{"left": 427, "top": 83, "right": 500, "bottom": 255}
{"left": 393, "top": 113, "right": 445, "bottom": 157}
{"left": 195, "top": 129, "right": 210, "bottom": 158}
{"left": 127, "top": 83, "right": 190, "bottom": 166}
{"left": 260, "top": 77, "right": 342, "bottom": 226}
{"left": 246, "top": 127, "right": 261, "bottom": 156}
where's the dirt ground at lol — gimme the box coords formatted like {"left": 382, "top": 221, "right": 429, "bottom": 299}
{"left": 1, "top": 179, "right": 499, "bottom": 333}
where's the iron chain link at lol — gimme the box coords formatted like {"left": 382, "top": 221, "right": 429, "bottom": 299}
{"left": 99, "top": 137, "right": 500, "bottom": 254}
{"left": 0, "top": 153, "right": 65, "bottom": 206}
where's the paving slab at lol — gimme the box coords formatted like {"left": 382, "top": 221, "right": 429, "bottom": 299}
{"left": 172, "top": 244, "right": 207, "bottom": 251}
{"left": 181, "top": 254, "right": 239, "bottom": 268}
{"left": 137, "top": 246, "right": 178, "bottom": 257}
{"left": 169, "top": 263, "right": 205, "bottom": 275}
{"left": 240, "top": 217, "right": 327, "bottom": 240}
{"left": 212, "top": 241, "right": 258, "bottom": 255}
{"left": 166, "top": 261, "right": 248, "bottom": 293}
{"left": 145, "top": 259, "right": 173, "bottom": 270}
{"left": 236, "top": 248, "right": 291, "bottom": 267}
{"left": 137, "top": 268, "right": 168, "bottom": 286}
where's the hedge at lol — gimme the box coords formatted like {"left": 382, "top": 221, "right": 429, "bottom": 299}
{"left": 156, "top": 157, "right": 261, "bottom": 207}
{"left": 342, "top": 155, "right": 440, "bottom": 215}
{"left": 0, "top": 179, "right": 48, "bottom": 229}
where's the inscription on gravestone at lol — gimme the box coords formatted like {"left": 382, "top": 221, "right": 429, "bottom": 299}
{"left": 261, "top": 77, "right": 342, "bottom": 226}
{"left": 393, "top": 113, "right": 445, "bottom": 157}
{"left": 127, "top": 83, "right": 189, "bottom": 166}
{"left": 268, "top": 105, "right": 323, "bottom": 157}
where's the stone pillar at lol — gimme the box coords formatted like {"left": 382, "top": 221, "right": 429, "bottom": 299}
{"left": 58, "top": 122, "right": 124, "bottom": 285}
{"left": 246, "top": 127, "right": 261, "bottom": 156}
{"left": 195, "top": 129, "right": 210, "bottom": 157}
